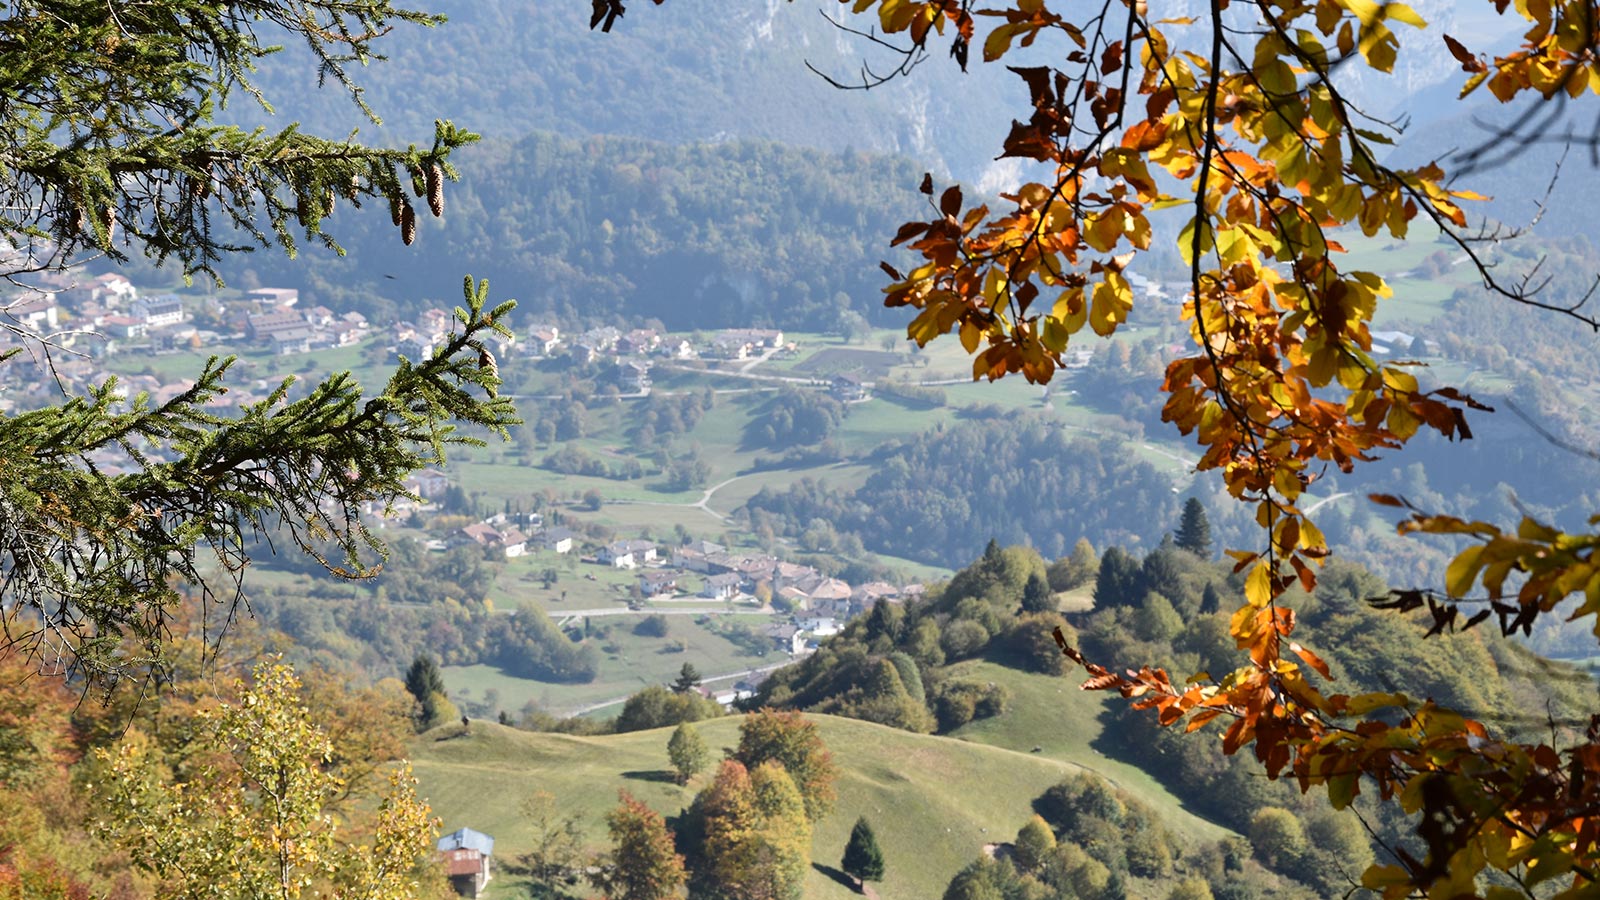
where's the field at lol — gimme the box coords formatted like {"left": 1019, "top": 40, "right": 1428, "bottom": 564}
{"left": 409, "top": 711, "right": 1234, "bottom": 900}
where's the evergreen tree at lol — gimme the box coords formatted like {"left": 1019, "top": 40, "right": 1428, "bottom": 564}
{"left": 1092, "top": 546, "right": 1144, "bottom": 609}
{"left": 841, "top": 817, "right": 886, "bottom": 887}
{"left": 591, "top": 791, "right": 686, "bottom": 900}
{"left": 671, "top": 662, "right": 703, "bottom": 694}
{"left": 1174, "top": 497, "right": 1214, "bottom": 558}
{"left": 403, "top": 654, "right": 447, "bottom": 731}
{"left": 1021, "top": 572, "right": 1055, "bottom": 614}
{"left": 1199, "top": 583, "right": 1223, "bottom": 616}
{"left": 668, "top": 723, "right": 709, "bottom": 785}
{"left": 0, "top": 0, "right": 506, "bottom": 687}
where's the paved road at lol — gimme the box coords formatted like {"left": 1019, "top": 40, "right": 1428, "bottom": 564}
{"left": 556, "top": 659, "right": 794, "bottom": 717}
{"left": 553, "top": 606, "right": 775, "bottom": 620}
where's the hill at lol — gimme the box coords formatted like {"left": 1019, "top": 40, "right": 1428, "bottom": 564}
{"left": 408, "top": 713, "right": 1232, "bottom": 900}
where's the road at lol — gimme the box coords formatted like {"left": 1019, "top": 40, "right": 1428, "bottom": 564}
{"left": 553, "top": 605, "right": 775, "bottom": 621}
{"left": 555, "top": 659, "right": 794, "bottom": 717}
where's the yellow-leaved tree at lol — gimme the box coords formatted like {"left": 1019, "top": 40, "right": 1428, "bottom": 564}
{"left": 94, "top": 660, "right": 448, "bottom": 900}
{"left": 596, "top": 0, "right": 1600, "bottom": 895}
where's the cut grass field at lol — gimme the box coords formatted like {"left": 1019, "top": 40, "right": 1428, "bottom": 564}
{"left": 409, "top": 711, "right": 1232, "bottom": 900}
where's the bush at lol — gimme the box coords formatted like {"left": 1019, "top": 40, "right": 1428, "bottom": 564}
{"left": 634, "top": 614, "right": 670, "bottom": 638}
{"left": 940, "top": 620, "right": 991, "bottom": 660}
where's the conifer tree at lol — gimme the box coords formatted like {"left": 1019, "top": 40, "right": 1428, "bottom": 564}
{"left": 671, "top": 661, "right": 703, "bottom": 694}
{"left": 1173, "top": 498, "right": 1214, "bottom": 558}
{"left": 841, "top": 817, "right": 885, "bottom": 888}
{"left": 1020, "top": 572, "right": 1055, "bottom": 614}
{"left": 0, "top": 2, "right": 512, "bottom": 687}
{"left": 1091, "top": 547, "right": 1143, "bottom": 610}
{"left": 404, "top": 654, "right": 447, "bottom": 730}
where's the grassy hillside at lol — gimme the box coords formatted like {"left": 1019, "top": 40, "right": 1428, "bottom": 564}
{"left": 409, "top": 713, "right": 1233, "bottom": 900}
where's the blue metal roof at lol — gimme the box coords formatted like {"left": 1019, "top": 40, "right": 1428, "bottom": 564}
{"left": 436, "top": 827, "right": 494, "bottom": 855}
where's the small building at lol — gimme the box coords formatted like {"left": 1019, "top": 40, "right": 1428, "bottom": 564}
{"left": 598, "top": 541, "right": 637, "bottom": 569}
{"left": 540, "top": 527, "right": 576, "bottom": 554}
{"left": 831, "top": 373, "right": 869, "bottom": 402}
{"left": 436, "top": 828, "right": 494, "bottom": 898}
{"left": 271, "top": 327, "right": 314, "bottom": 355}
{"left": 410, "top": 469, "right": 450, "bottom": 499}
{"left": 702, "top": 572, "right": 742, "bottom": 600}
{"left": 764, "top": 623, "right": 807, "bottom": 655}
{"left": 639, "top": 570, "right": 678, "bottom": 597}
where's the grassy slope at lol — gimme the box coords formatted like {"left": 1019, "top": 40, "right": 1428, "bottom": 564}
{"left": 410, "top": 712, "right": 1230, "bottom": 900}
{"left": 943, "top": 660, "right": 1227, "bottom": 843}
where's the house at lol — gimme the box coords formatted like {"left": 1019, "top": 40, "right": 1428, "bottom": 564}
{"left": 831, "top": 373, "right": 869, "bottom": 401}
{"left": 639, "top": 570, "right": 678, "bottom": 597}
{"left": 764, "top": 623, "right": 807, "bottom": 655}
{"left": 613, "top": 359, "right": 653, "bottom": 391}
{"left": 410, "top": 469, "right": 450, "bottom": 499}
{"left": 102, "top": 315, "right": 148, "bottom": 339}
{"left": 247, "top": 310, "right": 306, "bottom": 341}
{"left": 134, "top": 295, "right": 185, "bottom": 327}
{"left": 798, "top": 616, "right": 840, "bottom": 637}
{"left": 499, "top": 528, "right": 527, "bottom": 558}
{"left": 673, "top": 540, "right": 725, "bottom": 572}
{"left": 527, "top": 325, "right": 561, "bottom": 356}
{"left": 702, "top": 572, "right": 742, "bottom": 600}
{"left": 436, "top": 828, "right": 494, "bottom": 898}
{"left": 618, "top": 328, "right": 660, "bottom": 355}
{"left": 459, "top": 523, "right": 526, "bottom": 558}
{"left": 661, "top": 338, "right": 697, "bottom": 360}
{"left": 598, "top": 541, "right": 637, "bottom": 569}
{"left": 621, "top": 539, "right": 658, "bottom": 563}
{"left": 397, "top": 334, "right": 437, "bottom": 362}
{"left": 11, "top": 294, "right": 58, "bottom": 333}
{"left": 271, "top": 327, "right": 314, "bottom": 355}
{"left": 539, "top": 527, "right": 575, "bottom": 554}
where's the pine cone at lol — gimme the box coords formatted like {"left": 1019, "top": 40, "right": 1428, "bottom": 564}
{"left": 478, "top": 347, "right": 499, "bottom": 396}
{"left": 426, "top": 162, "right": 444, "bottom": 218}
{"left": 401, "top": 200, "right": 417, "bottom": 246}
{"left": 100, "top": 204, "right": 116, "bottom": 242}
{"left": 390, "top": 194, "right": 403, "bottom": 227}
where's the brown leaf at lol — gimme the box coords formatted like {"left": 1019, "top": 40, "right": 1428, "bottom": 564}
{"left": 1442, "top": 34, "right": 1487, "bottom": 73}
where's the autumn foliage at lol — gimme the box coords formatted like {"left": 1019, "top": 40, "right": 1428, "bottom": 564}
{"left": 592, "top": 0, "right": 1600, "bottom": 894}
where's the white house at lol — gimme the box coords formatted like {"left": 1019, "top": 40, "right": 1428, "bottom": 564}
{"left": 598, "top": 541, "right": 637, "bottom": 569}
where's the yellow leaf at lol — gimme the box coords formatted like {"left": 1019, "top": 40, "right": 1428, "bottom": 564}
{"left": 1244, "top": 561, "right": 1273, "bottom": 607}
{"left": 1088, "top": 274, "right": 1132, "bottom": 336}
{"left": 960, "top": 321, "right": 990, "bottom": 354}
{"left": 1445, "top": 545, "right": 1484, "bottom": 598}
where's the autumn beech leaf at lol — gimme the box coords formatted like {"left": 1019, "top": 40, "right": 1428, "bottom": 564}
{"left": 596, "top": 0, "right": 1600, "bottom": 892}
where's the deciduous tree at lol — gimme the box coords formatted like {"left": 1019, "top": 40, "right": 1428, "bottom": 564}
{"left": 589, "top": 791, "right": 686, "bottom": 900}
{"left": 602, "top": 0, "right": 1600, "bottom": 891}
{"left": 668, "top": 722, "right": 709, "bottom": 785}
{"left": 95, "top": 660, "right": 445, "bottom": 900}
{"left": 733, "top": 709, "right": 838, "bottom": 823}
